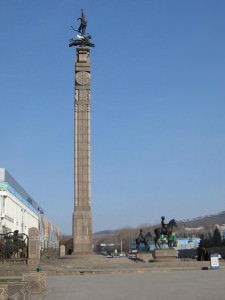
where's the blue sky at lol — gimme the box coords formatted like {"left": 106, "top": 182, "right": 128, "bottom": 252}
{"left": 1, "top": 0, "right": 225, "bottom": 234}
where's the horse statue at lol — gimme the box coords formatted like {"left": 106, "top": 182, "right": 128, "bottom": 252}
{"left": 0, "top": 230, "right": 28, "bottom": 259}
{"left": 135, "top": 229, "right": 152, "bottom": 251}
{"left": 154, "top": 218, "right": 177, "bottom": 249}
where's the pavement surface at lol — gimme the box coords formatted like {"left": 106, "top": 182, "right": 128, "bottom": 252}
{"left": 1, "top": 255, "right": 225, "bottom": 276}
{"left": 43, "top": 269, "right": 225, "bottom": 300}
{"left": 1, "top": 255, "right": 225, "bottom": 300}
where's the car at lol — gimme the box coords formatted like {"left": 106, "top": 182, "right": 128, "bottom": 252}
{"left": 106, "top": 254, "right": 113, "bottom": 258}
{"left": 100, "top": 251, "right": 108, "bottom": 256}
{"left": 128, "top": 254, "right": 137, "bottom": 260}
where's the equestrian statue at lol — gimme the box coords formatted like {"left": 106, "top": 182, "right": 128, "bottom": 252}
{"left": 154, "top": 217, "right": 177, "bottom": 249}
{"left": 135, "top": 229, "right": 152, "bottom": 251}
{"left": 0, "top": 230, "right": 28, "bottom": 259}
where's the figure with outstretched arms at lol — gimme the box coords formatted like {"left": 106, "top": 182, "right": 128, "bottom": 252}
{"left": 69, "top": 9, "right": 95, "bottom": 48}
{"left": 77, "top": 9, "right": 87, "bottom": 36}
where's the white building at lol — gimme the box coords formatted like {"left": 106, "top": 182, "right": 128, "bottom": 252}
{"left": 0, "top": 168, "right": 59, "bottom": 249}
{"left": 0, "top": 168, "right": 41, "bottom": 235}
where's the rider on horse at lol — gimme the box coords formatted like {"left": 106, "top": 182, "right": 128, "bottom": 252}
{"left": 154, "top": 217, "right": 177, "bottom": 249}
{"left": 138, "top": 229, "right": 146, "bottom": 243}
{"left": 136, "top": 229, "right": 151, "bottom": 251}
{"left": 161, "top": 216, "right": 168, "bottom": 236}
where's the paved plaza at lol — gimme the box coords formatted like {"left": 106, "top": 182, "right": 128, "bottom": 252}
{"left": 1, "top": 255, "right": 225, "bottom": 299}
{"left": 43, "top": 269, "right": 225, "bottom": 300}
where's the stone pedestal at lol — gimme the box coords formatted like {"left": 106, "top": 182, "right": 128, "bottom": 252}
{"left": 59, "top": 245, "right": 66, "bottom": 257}
{"left": 23, "top": 272, "right": 47, "bottom": 293}
{"left": 0, "top": 284, "right": 8, "bottom": 300}
{"left": 73, "top": 47, "right": 93, "bottom": 254}
{"left": 27, "top": 227, "right": 40, "bottom": 265}
{"left": 137, "top": 253, "right": 154, "bottom": 262}
{"left": 154, "top": 248, "right": 177, "bottom": 261}
{"left": 73, "top": 208, "right": 92, "bottom": 253}
{"left": 8, "top": 282, "right": 32, "bottom": 300}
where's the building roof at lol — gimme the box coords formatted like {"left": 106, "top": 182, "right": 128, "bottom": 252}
{"left": 0, "top": 168, "right": 44, "bottom": 215}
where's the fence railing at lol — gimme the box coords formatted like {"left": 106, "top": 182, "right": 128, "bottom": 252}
{"left": 0, "top": 230, "right": 28, "bottom": 260}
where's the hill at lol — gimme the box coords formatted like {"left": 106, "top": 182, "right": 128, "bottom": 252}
{"left": 94, "top": 211, "right": 225, "bottom": 238}
{"left": 178, "top": 211, "right": 225, "bottom": 228}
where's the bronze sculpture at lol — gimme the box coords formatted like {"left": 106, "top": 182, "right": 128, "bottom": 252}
{"left": 161, "top": 216, "right": 168, "bottom": 235}
{"left": 0, "top": 230, "right": 28, "bottom": 259}
{"left": 154, "top": 218, "right": 177, "bottom": 248}
{"left": 69, "top": 9, "right": 95, "bottom": 48}
{"left": 135, "top": 229, "right": 152, "bottom": 251}
{"left": 77, "top": 9, "right": 87, "bottom": 36}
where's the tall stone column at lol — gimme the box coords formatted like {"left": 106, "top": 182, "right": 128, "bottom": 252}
{"left": 73, "top": 47, "right": 93, "bottom": 253}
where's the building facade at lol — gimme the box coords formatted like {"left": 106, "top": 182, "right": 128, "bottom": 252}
{"left": 0, "top": 168, "right": 59, "bottom": 248}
